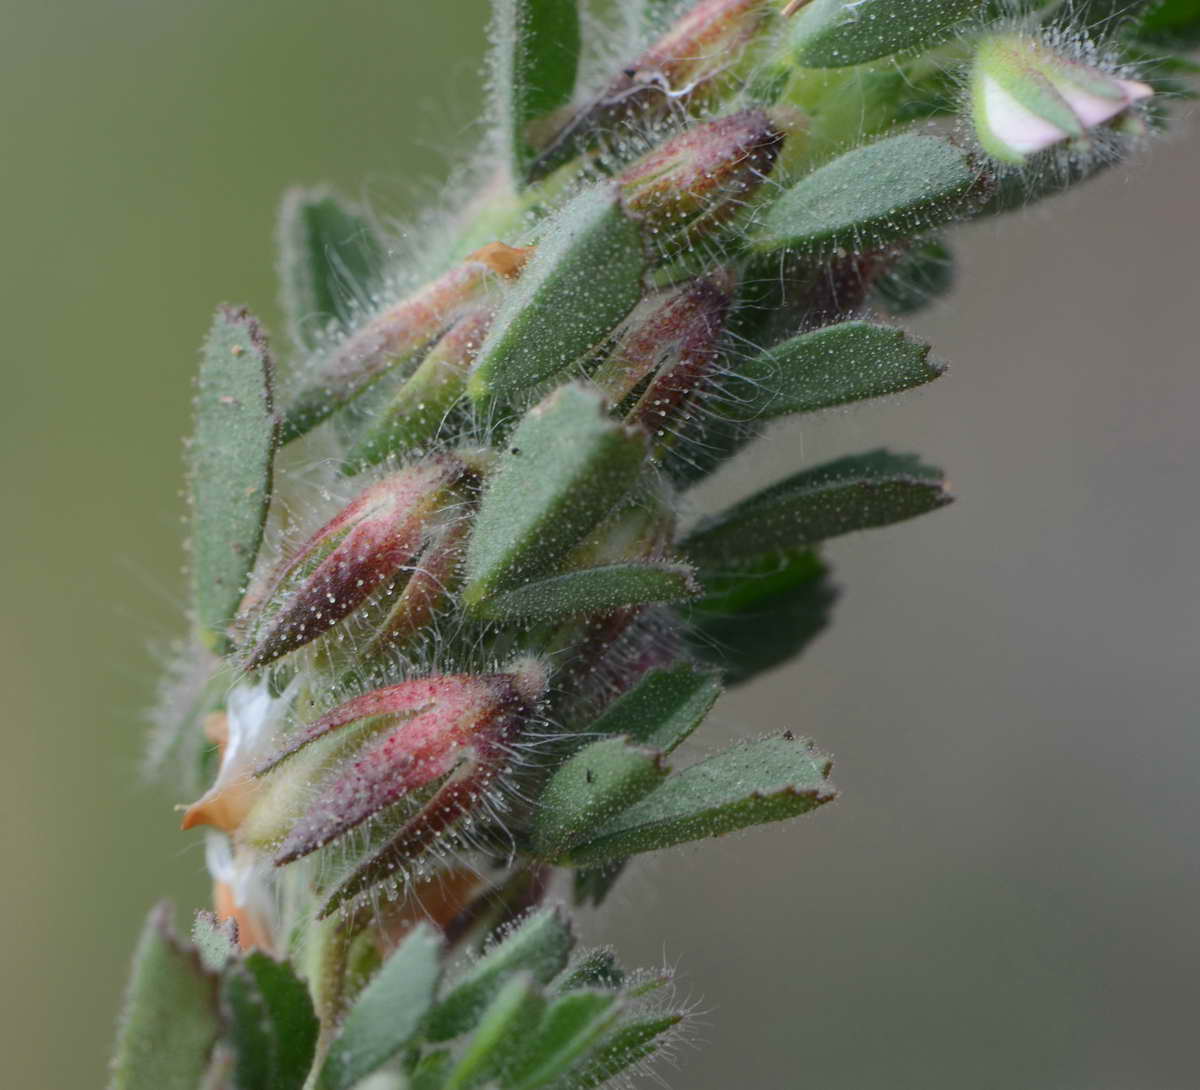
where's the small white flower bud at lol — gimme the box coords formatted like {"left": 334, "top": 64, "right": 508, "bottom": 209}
{"left": 971, "top": 34, "right": 1153, "bottom": 164}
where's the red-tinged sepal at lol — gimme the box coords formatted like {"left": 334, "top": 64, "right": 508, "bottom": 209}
{"left": 266, "top": 663, "right": 547, "bottom": 865}
{"left": 592, "top": 271, "right": 734, "bottom": 407}
{"left": 245, "top": 456, "right": 469, "bottom": 667}
{"left": 619, "top": 109, "right": 790, "bottom": 248}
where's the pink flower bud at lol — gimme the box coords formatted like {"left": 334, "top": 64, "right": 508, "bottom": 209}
{"left": 261, "top": 665, "right": 546, "bottom": 864}
{"left": 971, "top": 34, "right": 1153, "bottom": 164}
{"left": 245, "top": 455, "right": 469, "bottom": 666}
{"left": 285, "top": 242, "right": 531, "bottom": 434}
{"left": 619, "top": 109, "right": 788, "bottom": 245}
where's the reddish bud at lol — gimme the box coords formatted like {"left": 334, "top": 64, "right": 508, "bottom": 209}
{"left": 592, "top": 271, "right": 734, "bottom": 411}
{"left": 264, "top": 665, "right": 546, "bottom": 865}
{"left": 619, "top": 109, "right": 788, "bottom": 245}
{"left": 531, "top": 0, "right": 772, "bottom": 177}
{"left": 284, "top": 242, "right": 532, "bottom": 437}
{"left": 246, "top": 455, "right": 468, "bottom": 667}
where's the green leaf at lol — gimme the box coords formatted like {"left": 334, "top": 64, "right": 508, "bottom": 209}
{"left": 533, "top": 737, "right": 669, "bottom": 859}
{"left": 507, "top": 991, "right": 621, "bottom": 1089}
{"left": 462, "top": 385, "right": 646, "bottom": 608}
{"left": 318, "top": 925, "right": 442, "bottom": 1090}
{"left": 750, "top": 134, "right": 977, "bottom": 257}
{"left": 791, "top": 0, "right": 981, "bottom": 68}
{"left": 495, "top": 0, "right": 582, "bottom": 184}
{"left": 221, "top": 951, "right": 318, "bottom": 1090}
{"left": 565, "top": 733, "right": 837, "bottom": 866}
{"left": 410, "top": 1051, "right": 453, "bottom": 1090}
{"left": 1134, "top": 0, "right": 1200, "bottom": 47}
{"left": 688, "top": 549, "right": 838, "bottom": 685}
{"left": 277, "top": 187, "right": 386, "bottom": 351}
{"left": 722, "top": 321, "right": 943, "bottom": 421}
{"left": 586, "top": 664, "right": 722, "bottom": 754}
{"left": 552, "top": 1014, "right": 682, "bottom": 1090}
{"left": 444, "top": 973, "right": 546, "bottom": 1090}
{"left": 682, "top": 449, "right": 951, "bottom": 566}
{"left": 476, "top": 562, "right": 699, "bottom": 621}
{"left": 870, "top": 238, "right": 955, "bottom": 316}
{"left": 191, "top": 910, "right": 237, "bottom": 973}
{"left": 108, "top": 904, "right": 219, "bottom": 1090}
{"left": 190, "top": 306, "right": 278, "bottom": 653}
{"left": 427, "top": 908, "right": 575, "bottom": 1042}
{"left": 467, "top": 188, "right": 644, "bottom": 405}
{"left": 553, "top": 950, "right": 626, "bottom": 993}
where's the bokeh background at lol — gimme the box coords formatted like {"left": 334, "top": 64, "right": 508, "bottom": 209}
{"left": 3, "top": 3, "right": 1198, "bottom": 1087}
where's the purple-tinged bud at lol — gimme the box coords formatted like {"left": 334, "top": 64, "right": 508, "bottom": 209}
{"left": 283, "top": 242, "right": 532, "bottom": 439}
{"left": 261, "top": 665, "right": 547, "bottom": 865}
{"left": 971, "top": 34, "right": 1152, "bottom": 165}
{"left": 591, "top": 271, "right": 733, "bottom": 449}
{"left": 530, "top": 0, "right": 772, "bottom": 179}
{"left": 367, "top": 517, "right": 471, "bottom": 651}
{"left": 619, "top": 109, "right": 790, "bottom": 246}
{"left": 245, "top": 455, "right": 470, "bottom": 667}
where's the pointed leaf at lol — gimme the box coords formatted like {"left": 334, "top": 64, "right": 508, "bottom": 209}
{"left": 277, "top": 188, "right": 386, "bottom": 350}
{"left": 688, "top": 549, "right": 839, "bottom": 685}
{"left": 317, "top": 925, "right": 442, "bottom": 1090}
{"left": 565, "top": 733, "right": 836, "bottom": 865}
{"left": 477, "top": 562, "right": 700, "bottom": 621}
{"left": 533, "top": 737, "right": 669, "bottom": 859}
{"left": 790, "top": 0, "right": 981, "bottom": 68}
{"left": 444, "top": 973, "right": 546, "bottom": 1090}
{"left": 553, "top": 950, "right": 626, "bottom": 993}
{"left": 462, "top": 385, "right": 646, "bottom": 608}
{"left": 190, "top": 306, "right": 277, "bottom": 653}
{"left": 555, "top": 1014, "right": 682, "bottom": 1090}
{"left": 428, "top": 908, "right": 575, "bottom": 1042}
{"left": 682, "top": 449, "right": 951, "bottom": 565}
{"left": 467, "top": 189, "right": 644, "bottom": 405}
{"left": 495, "top": 0, "right": 582, "bottom": 184}
{"left": 221, "top": 951, "right": 318, "bottom": 1090}
{"left": 585, "top": 664, "right": 722, "bottom": 753}
{"left": 750, "top": 134, "right": 977, "bottom": 257}
{"left": 507, "top": 991, "right": 621, "bottom": 1089}
{"left": 723, "top": 321, "right": 943, "bottom": 421}
{"left": 108, "top": 904, "right": 218, "bottom": 1090}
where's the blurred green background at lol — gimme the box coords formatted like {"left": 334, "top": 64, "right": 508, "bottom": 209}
{"left": 3, "top": 3, "right": 1198, "bottom": 1087}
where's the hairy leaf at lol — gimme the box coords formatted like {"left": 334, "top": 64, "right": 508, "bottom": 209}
{"left": 318, "top": 925, "right": 442, "bottom": 1090}
{"left": 428, "top": 908, "right": 575, "bottom": 1042}
{"left": 750, "top": 134, "right": 977, "bottom": 256}
{"left": 463, "top": 385, "right": 646, "bottom": 607}
{"left": 477, "top": 561, "right": 699, "bottom": 620}
{"left": 682, "top": 449, "right": 951, "bottom": 565}
{"left": 534, "top": 737, "right": 669, "bottom": 859}
{"left": 723, "top": 321, "right": 942, "bottom": 420}
{"left": 566, "top": 733, "right": 836, "bottom": 865}
{"left": 108, "top": 904, "right": 218, "bottom": 1090}
{"left": 587, "top": 664, "right": 723, "bottom": 753}
{"left": 507, "top": 991, "right": 621, "bottom": 1089}
{"left": 467, "top": 188, "right": 644, "bottom": 404}
{"left": 444, "top": 973, "right": 546, "bottom": 1090}
{"left": 277, "top": 188, "right": 386, "bottom": 350}
{"left": 554, "top": 1014, "right": 682, "bottom": 1090}
{"left": 495, "top": 0, "right": 582, "bottom": 183}
{"left": 791, "top": 0, "right": 981, "bottom": 68}
{"left": 190, "top": 306, "right": 277, "bottom": 653}
{"left": 221, "top": 951, "right": 318, "bottom": 1090}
